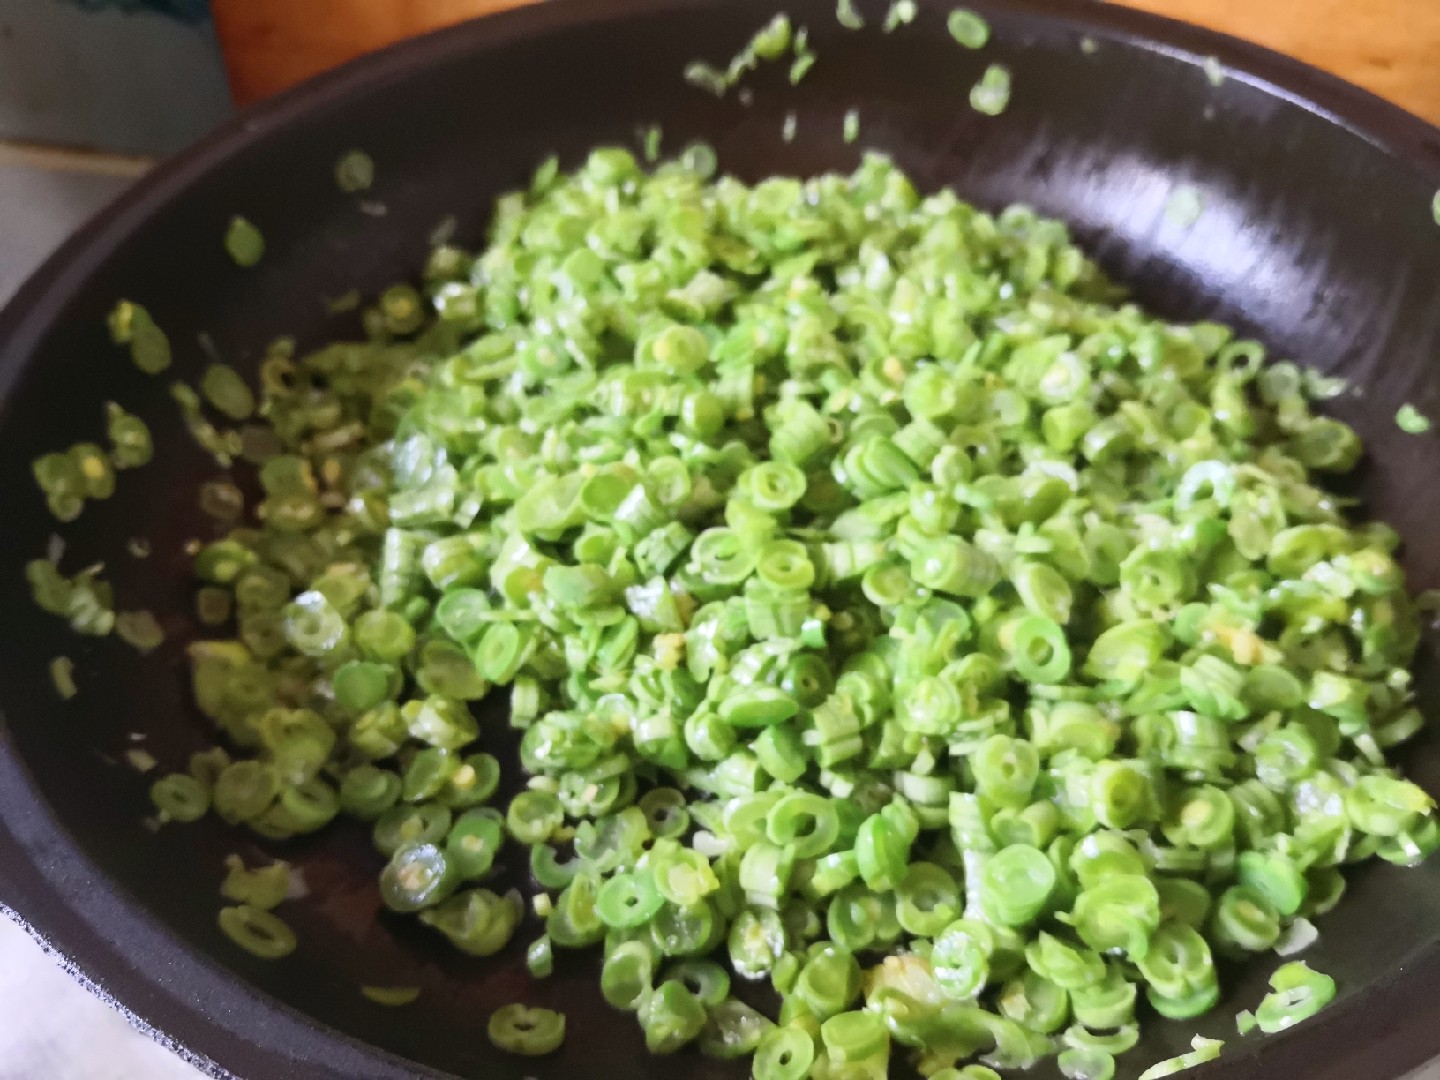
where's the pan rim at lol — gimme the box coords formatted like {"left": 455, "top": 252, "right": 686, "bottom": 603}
{"left": 1, "top": 1, "right": 1439, "bottom": 1078}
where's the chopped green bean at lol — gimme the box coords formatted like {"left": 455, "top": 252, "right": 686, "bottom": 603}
{"left": 225, "top": 216, "right": 265, "bottom": 267}
{"left": 683, "top": 12, "right": 806, "bottom": 98}
{"left": 49, "top": 656, "right": 77, "bottom": 701}
{"left": 883, "top": 0, "right": 916, "bottom": 31}
{"left": 218, "top": 904, "right": 296, "bottom": 959}
{"left": 116, "top": 610, "right": 165, "bottom": 654}
{"left": 836, "top": 0, "right": 864, "bottom": 29}
{"left": 1397, "top": 403, "right": 1431, "bottom": 434}
{"left": 683, "top": 62, "right": 728, "bottom": 96}
{"left": 1058, "top": 1046, "right": 1115, "bottom": 1080}
{"left": 789, "top": 31, "right": 816, "bottom": 84}
{"left": 754, "top": 1025, "right": 816, "bottom": 1080}
{"left": 151, "top": 773, "right": 211, "bottom": 822}
{"left": 335, "top": 150, "right": 375, "bottom": 193}
{"left": 487, "top": 1003, "right": 565, "bottom": 1056}
{"left": 201, "top": 364, "right": 257, "bottom": 421}
{"left": 172, "top": 381, "right": 239, "bottom": 466}
{"left": 420, "top": 887, "right": 522, "bottom": 956}
{"left": 106, "top": 403, "right": 154, "bottom": 468}
{"left": 361, "top": 985, "right": 420, "bottom": 1006}
{"left": 947, "top": 8, "right": 989, "bottom": 48}
{"left": 1252, "top": 961, "right": 1335, "bottom": 1033}
{"left": 970, "top": 63, "right": 1012, "bottom": 115}
{"left": 108, "top": 300, "right": 172, "bottom": 374}
{"left": 526, "top": 934, "right": 554, "bottom": 978}
{"left": 1137, "top": 1035, "right": 1224, "bottom": 1079}
{"left": 221, "top": 855, "right": 291, "bottom": 908}
{"left": 28, "top": 559, "right": 115, "bottom": 636}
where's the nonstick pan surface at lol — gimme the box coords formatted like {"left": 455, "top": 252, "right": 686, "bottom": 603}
{"left": 2, "top": 1, "right": 1440, "bottom": 1077}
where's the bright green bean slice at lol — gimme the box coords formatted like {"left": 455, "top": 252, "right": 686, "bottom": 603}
{"left": 225, "top": 216, "right": 265, "bottom": 268}
{"left": 487, "top": 1003, "right": 565, "bottom": 1056}
{"left": 218, "top": 904, "right": 296, "bottom": 959}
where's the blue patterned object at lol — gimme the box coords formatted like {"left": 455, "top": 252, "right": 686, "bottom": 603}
{"left": 66, "top": 0, "right": 209, "bottom": 21}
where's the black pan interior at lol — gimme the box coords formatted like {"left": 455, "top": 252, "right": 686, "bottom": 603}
{"left": 2, "top": 0, "right": 1440, "bottom": 1078}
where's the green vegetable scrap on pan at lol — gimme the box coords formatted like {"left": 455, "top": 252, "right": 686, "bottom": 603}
{"left": 835, "top": 0, "right": 864, "bottom": 30}
{"left": 23, "top": 15, "right": 1440, "bottom": 1072}
{"left": 28, "top": 557, "right": 115, "bottom": 636}
{"left": 49, "top": 656, "right": 77, "bottom": 701}
{"left": 116, "top": 609, "right": 165, "bottom": 654}
{"left": 221, "top": 854, "right": 292, "bottom": 908}
{"left": 947, "top": 8, "right": 990, "bottom": 50}
{"left": 882, "top": 0, "right": 917, "bottom": 32}
{"left": 225, "top": 216, "right": 265, "bottom": 268}
{"left": 1235, "top": 960, "right": 1335, "bottom": 1036}
{"left": 108, "top": 299, "right": 172, "bottom": 374}
{"left": 1397, "top": 403, "right": 1431, "bottom": 434}
{"left": 685, "top": 14, "right": 814, "bottom": 97}
{"left": 970, "top": 63, "right": 1012, "bottom": 116}
{"left": 32, "top": 436, "right": 118, "bottom": 523}
{"left": 362, "top": 985, "right": 422, "bottom": 1007}
{"left": 489, "top": 1003, "right": 567, "bottom": 1055}
{"left": 1302, "top": 371, "right": 1347, "bottom": 402}
{"left": 336, "top": 149, "right": 376, "bottom": 194}
{"left": 219, "top": 902, "right": 297, "bottom": 959}
{"left": 1136, "top": 1035, "right": 1223, "bottom": 1079}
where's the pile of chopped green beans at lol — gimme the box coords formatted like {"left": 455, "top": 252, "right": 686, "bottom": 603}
{"left": 36, "top": 145, "right": 1440, "bottom": 1078}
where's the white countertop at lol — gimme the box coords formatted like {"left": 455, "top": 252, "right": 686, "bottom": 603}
{"left": 0, "top": 918, "right": 200, "bottom": 1080}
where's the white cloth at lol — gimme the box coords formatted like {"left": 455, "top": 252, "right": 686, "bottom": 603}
{"left": 0, "top": 918, "right": 200, "bottom": 1080}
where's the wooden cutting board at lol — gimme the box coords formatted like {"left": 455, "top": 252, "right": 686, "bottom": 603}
{"left": 212, "top": 0, "right": 1440, "bottom": 124}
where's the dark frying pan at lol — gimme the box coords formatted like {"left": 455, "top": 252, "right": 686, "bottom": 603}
{"left": 2, "top": 0, "right": 1440, "bottom": 1077}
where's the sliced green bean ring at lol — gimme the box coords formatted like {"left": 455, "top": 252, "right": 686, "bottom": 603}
{"left": 218, "top": 904, "right": 296, "bottom": 960}
{"left": 421, "top": 888, "right": 521, "bottom": 956}
{"left": 380, "top": 842, "right": 457, "bottom": 913}
{"left": 487, "top": 1003, "right": 566, "bottom": 1056}
{"left": 638, "top": 786, "right": 691, "bottom": 838}
{"left": 666, "top": 958, "right": 731, "bottom": 1007}
{"left": 530, "top": 842, "right": 583, "bottom": 890}
{"left": 373, "top": 803, "right": 452, "bottom": 857}
{"left": 446, "top": 809, "right": 504, "bottom": 879}
{"left": 753, "top": 1024, "right": 817, "bottom": 1080}
{"left": 151, "top": 773, "right": 211, "bottom": 822}
{"left": 766, "top": 792, "right": 841, "bottom": 859}
{"left": 979, "top": 845, "right": 1057, "bottom": 927}
{"left": 597, "top": 870, "right": 665, "bottom": 929}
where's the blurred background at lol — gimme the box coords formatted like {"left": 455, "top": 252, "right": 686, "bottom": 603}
{"left": 2, "top": 0, "right": 1436, "bottom": 303}
{"left": 0, "top": 1, "right": 1437, "bottom": 1078}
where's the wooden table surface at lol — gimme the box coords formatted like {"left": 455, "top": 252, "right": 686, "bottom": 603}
{"left": 212, "top": 0, "right": 1440, "bottom": 122}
